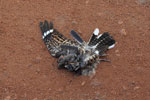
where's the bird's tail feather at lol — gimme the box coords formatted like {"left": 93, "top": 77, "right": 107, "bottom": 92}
{"left": 95, "top": 32, "right": 115, "bottom": 52}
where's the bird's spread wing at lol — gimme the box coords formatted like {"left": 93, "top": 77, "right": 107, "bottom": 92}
{"left": 40, "top": 20, "right": 79, "bottom": 57}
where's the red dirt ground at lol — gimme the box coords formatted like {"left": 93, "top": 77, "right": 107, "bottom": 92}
{"left": 0, "top": 0, "right": 150, "bottom": 100}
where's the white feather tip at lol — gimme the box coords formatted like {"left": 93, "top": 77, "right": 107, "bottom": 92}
{"left": 93, "top": 28, "right": 99, "bottom": 35}
{"left": 108, "top": 44, "right": 115, "bottom": 49}
{"left": 95, "top": 50, "right": 99, "bottom": 55}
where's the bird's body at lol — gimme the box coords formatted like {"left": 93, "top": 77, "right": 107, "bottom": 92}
{"left": 40, "top": 20, "right": 115, "bottom": 75}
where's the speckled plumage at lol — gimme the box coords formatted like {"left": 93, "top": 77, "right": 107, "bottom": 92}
{"left": 40, "top": 20, "right": 115, "bottom": 75}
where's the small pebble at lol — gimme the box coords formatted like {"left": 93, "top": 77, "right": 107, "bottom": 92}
{"left": 4, "top": 96, "right": 11, "bottom": 100}
{"left": 116, "top": 54, "right": 120, "bottom": 57}
{"left": 48, "top": 88, "right": 52, "bottom": 91}
{"left": 57, "top": 88, "right": 64, "bottom": 93}
{"left": 134, "top": 86, "right": 140, "bottom": 90}
{"left": 122, "top": 86, "right": 127, "bottom": 90}
{"left": 72, "top": 21, "right": 78, "bottom": 25}
{"left": 118, "top": 20, "right": 123, "bottom": 25}
{"left": 97, "top": 12, "right": 103, "bottom": 16}
{"left": 81, "top": 81, "right": 86, "bottom": 86}
{"left": 115, "top": 50, "right": 119, "bottom": 53}
{"left": 85, "top": 0, "right": 89, "bottom": 4}
{"left": 36, "top": 68, "right": 40, "bottom": 73}
{"left": 120, "top": 29, "right": 127, "bottom": 36}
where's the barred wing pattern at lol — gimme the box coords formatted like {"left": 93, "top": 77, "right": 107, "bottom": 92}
{"left": 40, "top": 20, "right": 79, "bottom": 58}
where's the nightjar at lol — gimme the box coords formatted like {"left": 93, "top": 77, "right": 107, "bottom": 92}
{"left": 40, "top": 20, "right": 115, "bottom": 75}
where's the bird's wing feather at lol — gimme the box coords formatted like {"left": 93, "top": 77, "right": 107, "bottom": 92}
{"left": 70, "top": 30, "right": 84, "bottom": 44}
{"left": 40, "top": 20, "right": 80, "bottom": 57}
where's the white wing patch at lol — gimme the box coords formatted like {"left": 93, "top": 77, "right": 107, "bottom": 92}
{"left": 95, "top": 50, "right": 99, "bottom": 55}
{"left": 42, "top": 29, "right": 54, "bottom": 39}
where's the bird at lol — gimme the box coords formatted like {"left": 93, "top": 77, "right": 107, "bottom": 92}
{"left": 40, "top": 20, "right": 115, "bottom": 75}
